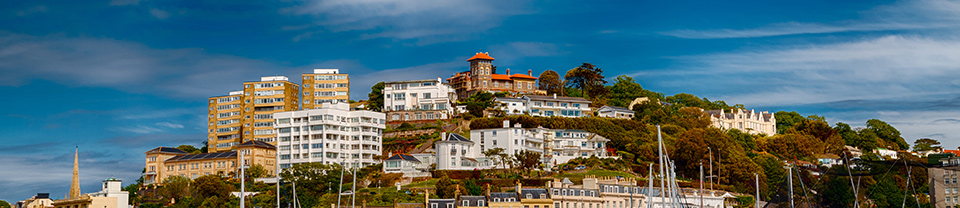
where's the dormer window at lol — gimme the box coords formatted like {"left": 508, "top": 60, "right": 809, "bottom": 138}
{"left": 463, "top": 201, "right": 469, "bottom": 207}
{"left": 526, "top": 194, "right": 533, "bottom": 199}
{"left": 540, "top": 194, "right": 546, "bottom": 198}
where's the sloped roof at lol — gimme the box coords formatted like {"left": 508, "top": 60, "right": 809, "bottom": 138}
{"left": 598, "top": 105, "right": 632, "bottom": 112}
{"left": 386, "top": 153, "right": 421, "bottom": 163}
{"left": 145, "top": 147, "right": 188, "bottom": 154}
{"left": 467, "top": 52, "right": 495, "bottom": 61}
{"left": 237, "top": 140, "right": 276, "bottom": 149}
{"left": 165, "top": 151, "right": 237, "bottom": 162}
{"left": 491, "top": 74, "right": 512, "bottom": 81}
{"left": 447, "top": 133, "right": 471, "bottom": 142}
{"left": 523, "top": 95, "right": 590, "bottom": 103}
{"left": 520, "top": 189, "right": 550, "bottom": 199}
{"left": 509, "top": 74, "right": 537, "bottom": 80}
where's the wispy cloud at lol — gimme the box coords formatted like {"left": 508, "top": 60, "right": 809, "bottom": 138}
{"left": 660, "top": 0, "right": 960, "bottom": 39}
{"left": 0, "top": 32, "right": 299, "bottom": 99}
{"left": 16, "top": 5, "right": 47, "bottom": 16}
{"left": 109, "top": 0, "right": 139, "bottom": 6}
{"left": 280, "top": 0, "right": 530, "bottom": 44}
{"left": 155, "top": 122, "right": 184, "bottom": 129}
{"left": 149, "top": 8, "right": 169, "bottom": 19}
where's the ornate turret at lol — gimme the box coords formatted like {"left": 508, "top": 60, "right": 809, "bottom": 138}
{"left": 69, "top": 147, "right": 81, "bottom": 199}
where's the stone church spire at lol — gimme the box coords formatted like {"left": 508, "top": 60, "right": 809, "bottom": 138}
{"left": 69, "top": 147, "right": 80, "bottom": 199}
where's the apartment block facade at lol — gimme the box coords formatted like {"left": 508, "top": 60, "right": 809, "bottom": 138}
{"left": 522, "top": 95, "right": 592, "bottom": 118}
{"left": 274, "top": 103, "right": 385, "bottom": 169}
{"left": 142, "top": 141, "right": 277, "bottom": 185}
{"left": 303, "top": 69, "right": 350, "bottom": 109}
{"left": 929, "top": 156, "right": 960, "bottom": 207}
{"left": 208, "top": 76, "right": 300, "bottom": 152}
{"left": 447, "top": 52, "right": 540, "bottom": 100}
{"left": 383, "top": 78, "right": 457, "bottom": 123}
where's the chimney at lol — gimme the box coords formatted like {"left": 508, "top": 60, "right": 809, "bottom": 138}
{"left": 485, "top": 183, "right": 491, "bottom": 197}
{"left": 528, "top": 69, "right": 532, "bottom": 76}
{"left": 425, "top": 190, "right": 430, "bottom": 205}
{"left": 455, "top": 184, "right": 461, "bottom": 199}
{"left": 503, "top": 120, "right": 510, "bottom": 128}
{"left": 553, "top": 93, "right": 557, "bottom": 99}
{"left": 442, "top": 131, "right": 447, "bottom": 141}
{"left": 515, "top": 181, "right": 522, "bottom": 194}
{"left": 506, "top": 68, "right": 510, "bottom": 75}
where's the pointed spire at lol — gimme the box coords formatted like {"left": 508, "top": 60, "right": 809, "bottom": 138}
{"left": 69, "top": 146, "right": 81, "bottom": 199}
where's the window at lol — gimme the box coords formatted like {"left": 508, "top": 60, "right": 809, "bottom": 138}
{"left": 478, "top": 200, "right": 484, "bottom": 207}
{"left": 424, "top": 93, "right": 432, "bottom": 99}
{"left": 526, "top": 194, "right": 532, "bottom": 199}
{"left": 463, "top": 201, "right": 469, "bottom": 207}
{"left": 447, "top": 204, "right": 453, "bottom": 208}
{"left": 431, "top": 204, "right": 438, "bottom": 208}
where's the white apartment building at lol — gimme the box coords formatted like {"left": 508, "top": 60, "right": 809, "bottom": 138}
{"left": 274, "top": 103, "right": 385, "bottom": 169}
{"left": 436, "top": 132, "right": 491, "bottom": 170}
{"left": 383, "top": 78, "right": 457, "bottom": 123}
{"left": 382, "top": 153, "right": 433, "bottom": 177}
{"left": 545, "top": 129, "right": 611, "bottom": 167}
{"left": 704, "top": 108, "right": 776, "bottom": 135}
{"left": 523, "top": 95, "right": 592, "bottom": 118}
{"left": 471, "top": 121, "right": 545, "bottom": 156}
{"left": 494, "top": 97, "right": 527, "bottom": 115}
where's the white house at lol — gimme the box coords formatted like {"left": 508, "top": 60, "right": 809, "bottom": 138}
{"left": 523, "top": 94, "right": 592, "bottom": 118}
{"left": 494, "top": 97, "right": 527, "bottom": 115}
{"left": 874, "top": 148, "right": 899, "bottom": 159}
{"left": 596, "top": 106, "right": 634, "bottom": 119}
{"left": 471, "top": 121, "right": 545, "bottom": 156}
{"left": 546, "top": 129, "right": 612, "bottom": 167}
{"left": 436, "top": 133, "right": 491, "bottom": 170}
{"left": 383, "top": 153, "right": 431, "bottom": 177}
{"left": 274, "top": 103, "right": 385, "bottom": 169}
{"left": 383, "top": 78, "right": 457, "bottom": 123}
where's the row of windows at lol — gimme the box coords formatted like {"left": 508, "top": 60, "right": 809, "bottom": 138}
{"left": 254, "top": 83, "right": 284, "bottom": 88}
{"left": 313, "top": 83, "right": 349, "bottom": 89}
{"left": 217, "top": 111, "right": 241, "bottom": 118}
{"left": 254, "top": 90, "right": 285, "bottom": 96}
{"left": 217, "top": 127, "right": 239, "bottom": 133}
{"left": 254, "top": 98, "right": 284, "bottom": 104}
{"left": 314, "top": 75, "right": 348, "bottom": 81}
{"left": 217, "top": 119, "right": 240, "bottom": 125}
{"left": 314, "top": 91, "right": 348, "bottom": 97}
{"left": 534, "top": 102, "right": 583, "bottom": 108}
{"left": 217, "top": 104, "right": 240, "bottom": 110}
{"left": 216, "top": 96, "right": 240, "bottom": 103}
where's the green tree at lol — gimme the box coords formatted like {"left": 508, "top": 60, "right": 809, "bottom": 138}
{"left": 538, "top": 70, "right": 564, "bottom": 95}
{"left": 245, "top": 164, "right": 268, "bottom": 179}
{"left": 366, "top": 82, "right": 385, "bottom": 112}
{"left": 463, "top": 179, "right": 483, "bottom": 195}
{"left": 176, "top": 145, "right": 201, "bottom": 154}
{"left": 513, "top": 150, "right": 542, "bottom": 172}
{"left": 160, "top": 176, "right": 192, "bottom": 201}
{"left": 435, "top": 175, "right": 458, "bottom": 199}
{"left": 564, "top": 63, "right": 607, "bottom": 99}
{"left": 835, "top": 122, "right": 876, "bottom": 151}
{"left": 198, "top": 195, "right": 228, "bottom": 208}
{"left": 867, "top": 177, "right": 906, "bottom": 208}
{"left": 727, "top": 129, "right": 757, "bottom": 152}
{"left": 774, "top": 111, "right": 804, "bottom": 134}
{"left": 193, "top": 175, "right": 232, "bottom": 199}
{"left": 482, "top": 148, "right": 508, "bottom": 169}
{"left": 820, "top": 175, "right": 855, "bottom": 208}
{"left": 0, "top": 200, "right": 10, "bottom": 208}
{"left": 752, "top": 154, "right": 785, "bottom": 202}
{"left": 865, "top": 119, "right": 908, "bottom": 150}
{"left": 913, "top": 138, "right": 942, "bottom": 152}
{"left": 279, "top": 162, "right": 348, "bottom": 208}
{"left": 463, "top": 91, "right": 495, "bottom": 117}
{"left": 605, "top": 75, "right": 647, "bottom": 108}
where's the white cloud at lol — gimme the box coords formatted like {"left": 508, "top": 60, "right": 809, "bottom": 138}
{"left": 660, "top": 0, "right": 960, "bottom": 39}
{"left": 650, "top": 35, "right": 960, "bottom": 106}
{"left": 109, "top": 0, "right": 140, "bottom": 6}
{"left": 114, "top": 125, "right": 163, "bottom": 134}
{"left": 0, "top": 32, "right": 298, "bottom": 99}
{"left": 281, "top": 0, "right": 529, "bottom": 44}
{"left": 155, "top": 122, "right": 184, "bottom": 129}
{"left": 16, "top": 5, "right": 47, "bottom": 16}
{"left": 149, "top": 8, "right": 169, "bottom": 19}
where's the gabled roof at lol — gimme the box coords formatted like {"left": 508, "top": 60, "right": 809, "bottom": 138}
{"left": 145, "top": 147, "right": 188, "bottom": 154}
{"left": 467, "top": 52, "right": 495, "bottom": 61}
{"left": 598, "top": 105, "right": 632, "bottom": 112}
{"left": 494, "top": 97, "right": 524, "bottom": 102}
{"left": 446, "top": 133, "right": 471, "bottom": 142}
{"left": 165, "top": 151, "right": 237, "bottom": 162}
{"left": 385, "top": 153, "right": 421, "bottom": 163}
{"left": 237, "top": 140, "right": 276, "bottom": 149}
{"left": 509, "top": 74, "right": 537, "bottom": 80}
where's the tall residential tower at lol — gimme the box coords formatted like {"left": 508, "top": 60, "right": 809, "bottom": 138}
{"left": 208, "top": 76, "right": 300, "bottom": 152}
{"left": 302, "top": 69, "right": 350, "bottom": 109}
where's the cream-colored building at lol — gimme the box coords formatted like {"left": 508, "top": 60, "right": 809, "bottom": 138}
{"left": 303, "top": 69, "right": 350, "bottom": 109}
{"left": 383, "top": 78, "right": 457, "bottom": 123}
{"left": 704, "top": 109, "right": 776, "bottom": 135}
{"left": 52, "top": 149, "right": 131, "bottom": 208}
{"left": 16, "top": 193, "right": 54, "bottom": 208}
{"left": 208, "top": 76, "right": 300, "bottom": 152}
{"left": 143, "top": 141, "right": 277, "bottom": 185}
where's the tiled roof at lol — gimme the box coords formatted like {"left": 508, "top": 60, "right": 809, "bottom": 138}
{"left": 145, "top": 147, "right": 188, "bottom": 154}
{"left": 459, "top": 196, "right": 486, "bottom": 206}
{"left": 386, "top": 153, "right": 421, "bottom": 163}
{"left": 237, "top": 140, "right": 276, "bottom": 149}
{"left": 165, "top": 151, "right": 237, "bottom": 162}
{"left": 520, "top": 189, "right": 550, "bottom": 199}
{"left": 491, "top": 74, "right": 512, "bottom": 81}
{"left": 489, "top": 192, "right": 518, "bottom": 201}
{"left": 509, "top": 74, "right": 537, "bottom": 80}
{"left": 494, "top": 97, "right": 524, "bottom": 102}
{"left": 467, "top": 52, "right": 495, "bottom": 61}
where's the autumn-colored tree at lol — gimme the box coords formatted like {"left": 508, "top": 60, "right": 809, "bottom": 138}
{"left": 514, "top": 150, "right": 543, "bottom": 172}
{"left": 160, "top": 176, "right": 192, "bottom": 201}
{"left": 193, "top": 175, "right": 231, "bottom": 199}
{"left": 789, "top": 119, "right": 844, "bottom": 154}
{"left": 538, "top": 70, "right": 564, "bottom": 95}
{"left": 435, "top": 174, "right": 458, "bottom": 199}
{"left": 757, "top": 133, "right": 823, "bottom": 159}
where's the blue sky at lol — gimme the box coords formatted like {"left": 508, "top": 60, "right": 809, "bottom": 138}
{"left": 3, "top": 0, "right": 960, "bottom": 202}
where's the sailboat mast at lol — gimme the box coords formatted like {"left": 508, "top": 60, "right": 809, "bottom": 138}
{"left": 657, "top": 125, "right": 666, "bottom": 208}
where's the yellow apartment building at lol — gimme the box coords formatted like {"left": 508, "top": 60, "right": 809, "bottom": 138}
{"left": 208, "top": 76, "right": 299, "bottom": 152}
{"left": 143, "top": 141, "right": 277, "bottom": 184}
{"left": 302, "top": 69, "right": 350, "bottom": 109}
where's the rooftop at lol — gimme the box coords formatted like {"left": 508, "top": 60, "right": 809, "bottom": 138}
{"left": 524, "top": 95, "right": 590, "bottom": 103}
{"left": 145, "top": 147, "right": 188, "bottom": 154}
{"left": 385, "top": 153, "right": 422, "bottom": 163}
{"left": 237, "top": 140, "right": 276, "bottom": 149}
{"left": 467, "top": 52, "right": 495, "bottom": 61}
